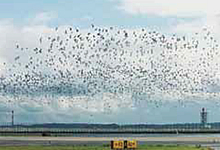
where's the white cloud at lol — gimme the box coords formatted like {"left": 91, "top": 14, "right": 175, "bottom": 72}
{"left": 172, "top": 15, "right": 220, "bottom": 36}
{"left": 117, "top": 0, "right": 220, "bottom": 17}
{"left": 1, "top": 12, "right": 220, "bottom": 123}
{"left": 0, "top": 19, "right": 53, "bottom": 68}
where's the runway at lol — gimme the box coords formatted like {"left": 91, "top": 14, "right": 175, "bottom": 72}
{"left": 1, "top": 136, "right": 220, "bottom": 147}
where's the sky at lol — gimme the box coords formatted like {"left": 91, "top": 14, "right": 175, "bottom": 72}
{"left": 0, "top": 0, "right": 207, "bottom": 29}
{"left": 1, "top": 0, "right": 220, "bottom": 124}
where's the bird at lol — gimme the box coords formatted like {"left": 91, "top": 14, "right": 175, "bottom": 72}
{"left": 0, "top": 25, "right": 219, "bottom": 114}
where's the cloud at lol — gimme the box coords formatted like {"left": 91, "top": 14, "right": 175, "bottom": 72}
{"left": 1, "top": 12, "right": 220, "bottom": 123}
{"left": 0, "top": 12, "right": 56, "bottom": 65}
{"left": 0, "top": 19, "right": 53, "bottom": 67}
{"left": 0, "top": 19, "right": 137, "bottom": 122}
{"left": 172, "top": 15, "right": 220, "bottom": 36}
{"left": 117, "top": 0, "right": 220, "bottom": 17}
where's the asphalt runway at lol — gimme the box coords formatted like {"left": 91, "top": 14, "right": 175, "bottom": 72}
{"left": 1, "top": 136, "right": 220, "bottom": 148}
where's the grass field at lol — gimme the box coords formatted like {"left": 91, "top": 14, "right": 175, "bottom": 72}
{"left": 0, "top": 145, "right": 210, "bottom": 150}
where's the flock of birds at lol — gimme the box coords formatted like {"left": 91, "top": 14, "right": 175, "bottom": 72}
{"left": 0, "top": 25, "right": 220, "bottom": 110}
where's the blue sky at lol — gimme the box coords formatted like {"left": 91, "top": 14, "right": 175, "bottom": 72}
{"left": 0, "top": 0, "right": 194, "bottom": 29}
{"left": 0, "top": 0, "right": 220, "bottom": 124}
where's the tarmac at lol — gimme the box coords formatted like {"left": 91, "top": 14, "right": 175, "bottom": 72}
{"left": 1, "top": 136, "right": 220, "bottom": 148}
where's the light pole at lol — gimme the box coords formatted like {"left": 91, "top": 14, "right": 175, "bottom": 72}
{"left": 12, "top": 110, "right": 14, "bottom": 127}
